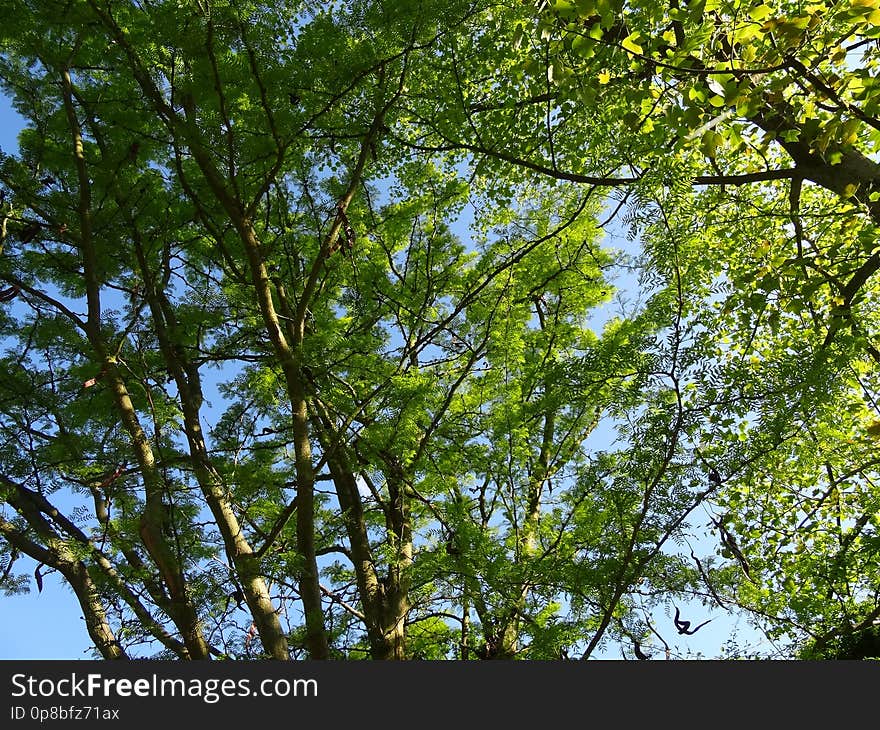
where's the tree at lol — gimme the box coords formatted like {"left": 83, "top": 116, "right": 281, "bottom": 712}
{"left": 1, "top": 0, "right": 878, "bottom": 660}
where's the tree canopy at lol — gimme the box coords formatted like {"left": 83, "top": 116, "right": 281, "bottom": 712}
{"left": 1, "top": 0, "right": 879, "bottom": 660}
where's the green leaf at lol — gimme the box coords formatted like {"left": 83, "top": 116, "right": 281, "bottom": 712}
{"left": 749, "top": 4, "right": 773, "bottom": 21}
{"left": 621, "top": 33, "right": 644, "bottom": 55}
